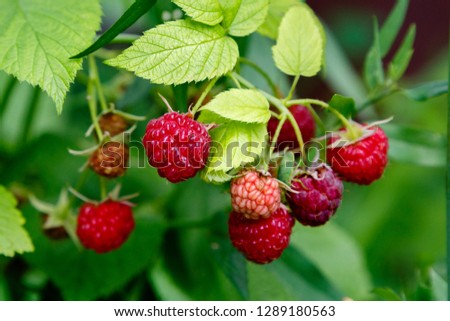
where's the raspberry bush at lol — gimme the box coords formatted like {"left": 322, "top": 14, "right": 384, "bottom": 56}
{"left": 0, "top": 0, "right": 447, "bottom": 302}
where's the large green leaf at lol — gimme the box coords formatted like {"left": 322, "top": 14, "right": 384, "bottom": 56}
{"left": 257, "top": 0, "right": 302, "bottom": 39}
{"left": 172, "top": 0, "right": 223, "bottom": 26}
{"left": 0, "top": 186, "right": 34, "bottom": 257}
{"left": 107, "top": 20, "right": 238, "bottom": 85}
{"left": 24, "top": 204, "right": 165, "bottom": 300}
{"left": 272, "top": 4, "right": 324, "bottom": 77}
{"left": 227, "top": 0, "right": 269, "bottom": 37}
{"left": 290, "top": 223, "right": 373, "bottom": 299}
{"left": 200, "top": 89, "right": 270, "bottom": 124}
{"left": 403, "top": 80, "right": 448, "bottom": 102}
{"left": 0, "top": 0, "right": 101, "bottom": 113}
{"left": 218, "top": 0, "right": 241, "bottom": 29}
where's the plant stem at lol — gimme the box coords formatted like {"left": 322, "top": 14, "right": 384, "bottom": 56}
{"left": 269, "top": 114, "right": 286, "bottom": 158}
{"left": 232, "top": 72, "right": 305, "bottom": 155}
{"left": 87, "top": 78, "right": 103, "bottom": 141}
{"left": 238, "top": 57, "right": 279, "bottom": 97}
{"left": 358, "top": 87, "right": 399, "bottom": 111}
{"left": 99, "top": 177, "right": 107, "bottom": 200}
{"left": 88, "top": 55, "right": 108, "bottom": 112}
{"left": 0, "top": 77, "right": 17, "bottom": 120}
{"left": 285, "top": 75, "right": 300, "bottom": 102}
{"left": 192, "top": 77, "right": 218, "bottom": 115}
{"left": 288, "top": 98, "right": 358, "bottom": 138}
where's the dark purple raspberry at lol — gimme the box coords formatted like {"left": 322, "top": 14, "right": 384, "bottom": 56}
{"left": 142, "top": 112, "right": 211, "bottom": 183}
{"left": 267, "top": 104, "right": 316, "bottom": 151}
{"left": 287, "top": 166, "right": 343, "bottom": 227}
{"left": 228, "top": 205, "right": 295, "bottom": 264}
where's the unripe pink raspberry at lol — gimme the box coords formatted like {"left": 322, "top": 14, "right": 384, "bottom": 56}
{"left": 230, "top": 170, "right": 281, "bottom": 220}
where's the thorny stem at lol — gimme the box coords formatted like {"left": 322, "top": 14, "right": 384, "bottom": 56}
{"left": 88, "top": 55, "right": 108, "bottom": 112}
{"left": 238, "top": 57, "right": 279, "bottom": 97}
{"left": 231, "top": 72, "right": 305, "bottom": 156}
{"left": 288, "top": 98, "right": 359, "bottom": 139}
{"left": 192, "top": 77, "right": 218, "bottom": 115}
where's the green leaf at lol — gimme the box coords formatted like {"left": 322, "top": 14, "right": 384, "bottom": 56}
{"left": 218, "top": 0, "right": 241, "bottom": 29}
{"left": 173, "top": 0, "right": 223, "bottom": 26}
{"left": 277, "top": 151, "right": 295, "bottom": 185}
{"left": 290, "top": 223, "right": 373, "bottom": 299}
{"left": 383, "top": 124, "right": 446, "bottom": 168}
{"left": 227, "top": 0, "right": 269, "bottom": 37}
{"left": 24, "top": 205, "right": 165, "bottom": 300}
{"left": 363, "top": 19, "right": 385, "bottom": 90}
{"left": 328, "top": 94, "right": 356, "bottom": 118}
{"left": 0, "top": 186, "right": 34, "bottom": 257}
{"left": 0, "top": 0, "right": 101, "bottom": 113}
{"left": 107, "top": 20, "right": 238, "bottom": 85}
{"left": 403, "top": 80, "right": 448, "bottom": 102}
{"left": 379, "top": 0, "right": 409, "bottom": 57}
{"left": 372, "top": 287, "right": 403, "bottom": 301}
{"left": 206, "top": 121, "right": 266, "bottom": 172}
{"left": 71, "top": 0, "right": 157, "bottom": 59}
{"left": 257, "top": 0, "right": 302, "bottom": 39}
{"left": 201, "top": 89, "right": 270, "bottom": 123}
{"left": 429, "top": 269, "right": 447, "bottom": 301}
{"left": 388, "top": 25, "right": 415, "bottom": 81}
{"left": 201, "top": 168, "right": 234, "bottom": 184}
{"left": 272, "top": 5, "right": 324, "bottom": 77}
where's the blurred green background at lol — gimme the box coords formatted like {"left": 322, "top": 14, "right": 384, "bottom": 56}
{"left": 0, "top": 0, "right": 447, "bottom": 300}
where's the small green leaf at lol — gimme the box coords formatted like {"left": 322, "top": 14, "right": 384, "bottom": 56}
{"left": 0, "top": 186, "right": 34, "bottom": 257}
{"left": 72, "top": 0, "right": 157, "bottom": 59}
{"left": 379, "top": 0, "right": 409, "bottom": 57}
{"left": 383, "top": 124, "right": 446, "bottom": 168}
{"left": 388, "top": 25, "right": 415, "bottom": 81}
{"left": 257, "top": 0, "right": 302, "bottom": 39}
{"left": 228, "top": 0, "right": 269, "bottom": 37}
{"left": 328, "top": 94, "right": 356, "bottom": 118}
{"left": 201, "top": 168, "right": 234, "bottom": 184}
{"left": 363, "top": 19, "right": 385, "bottom": 90}
{"left": 0, "top": 0, "right": 102, "bottom": 113}
{"left": 218, "top": 0, "right": 241, "bottom": 29}
{"left": 272, "top": 5, "right": 324, "bottom": 77}
{"left": 206, "top": 122, "right": 266, "bottom": 172}
{"left": 403, "top": 80, "right": 448, "bottom": 102}
{"left": 201, "top": 89, "right": 270, "bottom": 124}
{"left": 173, "top": 0, "right": 223, "bottom": 26}
{"left": 107, "top": 20, "right": 239, "bottom": 85}
{"left": 277, "top": 151, "right": 296, "bottom": 185}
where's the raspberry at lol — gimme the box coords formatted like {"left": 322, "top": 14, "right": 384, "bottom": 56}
{"left": 267, "top": 104, "right": 316, "bottom": 151}
{"left": 228, "top": 206, "right": 295, "bottom": 264}
{"left": 76, "top": 200, "right": 135, "bottom": 253}
{"left": 142, "top": 112, "right": 211, "bottom": 183}
{"left": 287, "top": 166, "right": 343, "bottom": 226}
{"left": 230, "top": 171, "right": 281, "bottom": 220}
{"left": 99, "top": 112, "right": 129, "bottom": 137}
{"left": 89, "top": 141, "right": 129, "bottom": 178}
{"left": 327, "top": 126, "right": 388, "bottom": 185}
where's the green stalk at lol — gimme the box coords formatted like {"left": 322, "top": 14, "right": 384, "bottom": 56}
{"left": 88, "top": 55, "right": 108, "bottom": 112}
{"left": 99, "top": 177, "right": 107, "bottom": 200}
{"left": 239, "top": 57, "right": 279, "bottom": 97}
{"left": 285, "top": 74, "right": 300, "bottom": 102}
{"left": 87, "top": 78, "right": 103, "bottom": 141}
{"left": 232, "top": 73, "right": 305, "bottom": 156}
{"left": 0, "top": 77, "right": 17, "bottom": 120}
{"left": 20, "top": 86, "right": 41, "bottom": 143}
{"left": 269, "top": 115, "right": 287, "bottom": 158}
{"left": 191, "top": 77, "right": 218, "bottom": 115}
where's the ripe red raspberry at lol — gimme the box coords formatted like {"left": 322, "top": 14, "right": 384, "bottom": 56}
{"left": 76, "top": 200, "right": 135, "bottom": 253}
{"left": 99, "top": 112, "right": 129, "bottom": 137}
{"left": 89, "top": 141, "right": 129, "bottom": 178}
{"left": 228, "top": 205, "right": 295, "bottom": 264}
{"left": 142, "top": 112, "right": 211, "bottom": 183}
{"left": 327, "top": 126, "right": 388, "bottom": 185}
{"left": 230, "top": 171, "right": 281, "bottom": 220}
{"left": 287, "top": 166, "right": 343, "bottom": 227}
{"left": 267, "top": 104, "right": 316, "bottom": 151}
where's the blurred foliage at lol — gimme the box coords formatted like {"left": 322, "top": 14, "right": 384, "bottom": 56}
{"left": 0, "top": 0, "right": 447, "bottom": 301}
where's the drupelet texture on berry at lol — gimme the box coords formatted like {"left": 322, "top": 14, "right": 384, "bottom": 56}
{"left": 228, "top": 205, "right": 295, "bottom": 264}
{"left": 142, "top": 112, "right": 211, "bottom": 183}
{"left": 89, "top": 141, "right": 129, "bottom": 178}
{"left": 230, "top": 170, "right": 281, "bottom": 220}
{"left": 267, "top": 104, "right": 316, "bottom": 151}
{"left": 77, "top": 200, "right": 135, "bottom": 253}
{"left": 98, "top": 112, "right": 129, "bottom": 137}
{"left": 327, "top": 126, "right": 388, "bottom": 185}
{"left": 287, "top": 166, "right": 343, "bottom": 227}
